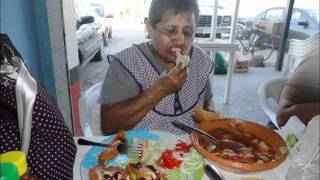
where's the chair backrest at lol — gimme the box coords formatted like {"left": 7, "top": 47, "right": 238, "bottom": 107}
{"left": 284, "top": 32, "right": 320, "bottom": 76}
{"left": 258, "top": 77, "right": 289, "bottom": 129}
{"left": 79, "top": 82, "right": 103, "bottom": 136}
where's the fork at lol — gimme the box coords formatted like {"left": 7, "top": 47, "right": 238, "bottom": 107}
{"left": 77, "top": 138, "right": 143, "bottom": 156}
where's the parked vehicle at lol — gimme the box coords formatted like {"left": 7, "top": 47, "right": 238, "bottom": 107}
{"left": 196, "top": 8, "right": 233, "bottom": 37}
{"left": 89, "top": 2, "right": 114, "bottom": 40}
{"left": 196, "top": 14, "right": 232, "bottom": 38}
{"left": 195, "top": 0, "right": 234, "bottom": 38}
{"left": 74, "top": 0, "right": 105, "bottom": 65}
{"left": 238, "top": 7, "right": 320, "bottom": 41}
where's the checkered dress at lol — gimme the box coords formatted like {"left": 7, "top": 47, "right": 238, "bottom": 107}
{"left": 109, "top": 45, "right": 213, "bottom": 134}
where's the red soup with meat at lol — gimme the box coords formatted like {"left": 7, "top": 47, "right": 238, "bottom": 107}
{"left": 202, "top": 128, "right": 276, "bottom": 163}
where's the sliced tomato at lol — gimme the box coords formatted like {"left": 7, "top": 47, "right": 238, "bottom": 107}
{"left": 175, "top": 140, "right": 192, "bottom": 153}
{"left": 157, "top": 150, "right": 182, "bottom": 169}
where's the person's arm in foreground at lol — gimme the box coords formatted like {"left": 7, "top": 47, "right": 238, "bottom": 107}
{"left": 276, "top": 99, "right": 320, "bottom": 127}
{"left": 101, "top": 65, "right": 187, "bottom": 135}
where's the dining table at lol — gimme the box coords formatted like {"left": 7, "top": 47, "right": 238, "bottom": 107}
{"left": 73, "top": 131, "right": 298, "bottom": 180}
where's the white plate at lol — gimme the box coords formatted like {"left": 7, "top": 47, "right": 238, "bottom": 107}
{"left": 80, "top": 130, "right": 203, "bottom": 180}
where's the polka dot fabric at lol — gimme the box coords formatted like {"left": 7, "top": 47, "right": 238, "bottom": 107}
{"left": 0, "top": 34, "right": 76, "bottom": 179}
{"left": 113, "top": 45, "right": 213, "bottom": 134}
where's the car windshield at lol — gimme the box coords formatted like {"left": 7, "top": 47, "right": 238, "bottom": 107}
{"left": 90, "top": 4, "right": 104, "bottom": 17}
{"left": 305, "top": 9, "right": 320, "bottom": 23}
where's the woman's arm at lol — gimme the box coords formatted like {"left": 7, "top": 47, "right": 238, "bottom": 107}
{"left": 100, "top": 65, "right": 188, "bottom": 135}
{"left": 276, "top": 99, "right": 320, "bottom": 127}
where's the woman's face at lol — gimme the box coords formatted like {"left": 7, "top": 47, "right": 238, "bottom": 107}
{"left": 149, "top": 9, "right": 196, "bottom": 66}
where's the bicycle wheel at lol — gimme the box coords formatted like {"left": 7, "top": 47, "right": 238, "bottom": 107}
{"left": 236, "top": 23, "right": 249, "bottom": 40}
{"left": 251, "top": 33, "right": 276, "bottom": 61}
{"left": 237, "top": 25, "right": 253, "bottom": 56}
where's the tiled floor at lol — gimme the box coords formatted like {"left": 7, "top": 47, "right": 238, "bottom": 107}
{"left": 212, "top": 66, "right": 283, "bottom": 126}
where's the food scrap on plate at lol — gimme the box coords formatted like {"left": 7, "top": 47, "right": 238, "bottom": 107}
{"left": 98, "top": 130, "right": 128, "bottom": 165}
{"left": 89, "top": 166, "right": 131, "bottom": 180}
{"left": 88, "top": 130, "right": 205, "bottom": 180}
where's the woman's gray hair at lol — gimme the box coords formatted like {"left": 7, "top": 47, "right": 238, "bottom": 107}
{"left": 148, "top": 0, "right": 199, "bottom": 28}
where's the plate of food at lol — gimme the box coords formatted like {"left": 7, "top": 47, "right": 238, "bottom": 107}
{"left": 80, "top": 130, "right": 205, "bottom": 180}
{"left": 191, "top": 118, "right": 288, "bottom": 173}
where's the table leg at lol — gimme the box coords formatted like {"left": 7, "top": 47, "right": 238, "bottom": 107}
{"left": 224, "top": 51, "right": 235, "bottom": 104}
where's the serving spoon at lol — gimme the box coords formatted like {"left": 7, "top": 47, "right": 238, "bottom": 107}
{"left": 172, "top": 120, "right": 220, "bottom": 145}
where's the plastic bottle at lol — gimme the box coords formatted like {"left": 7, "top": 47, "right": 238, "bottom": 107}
{"left": 0, "top": 162, "right": 19, "bottom": 180}
{"left": 0, "top": 151, "right": 38, "bottom": 180}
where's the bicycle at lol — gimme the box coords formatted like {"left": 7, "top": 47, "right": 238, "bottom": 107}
{"left": 236, "top": 23, "right": 277, "bottom": 61}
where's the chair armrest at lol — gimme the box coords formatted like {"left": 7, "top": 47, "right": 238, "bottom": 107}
{"left": 258, "top": 77, "right": 288, "bottom": 129}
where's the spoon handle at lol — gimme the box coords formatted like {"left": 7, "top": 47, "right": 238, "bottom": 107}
{"left": 172, "top": 120, "right": 219, "bottom": 145}
{"left": 77, "top": 138, "right": 110, "bottom": 147}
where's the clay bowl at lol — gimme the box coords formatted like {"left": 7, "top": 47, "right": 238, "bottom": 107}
{"left": 191, "top": 118, "right": 288, "bottom": 173}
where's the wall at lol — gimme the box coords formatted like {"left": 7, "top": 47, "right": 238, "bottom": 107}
{"left": 0, "top": 0, "right": 56, "bottom": 98}
{"left": 46, "top": 0, "right": 75, "bottom": 132}
{"left": 60, "top": 0, "right": 82, "bottom": 135}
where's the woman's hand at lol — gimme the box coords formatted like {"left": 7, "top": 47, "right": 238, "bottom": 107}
{"left": 277, "top": 101, "right": 320, "bottom": 127}
{"left": 153, "top": 64, "right": 188, "bottom": 96}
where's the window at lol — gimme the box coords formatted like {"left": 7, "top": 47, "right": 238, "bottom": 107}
{"left": 291, "top": 10, "right": 307, "bottom": 24}
{"left": 265, "top": 9, "right": 283, "bottom": 21}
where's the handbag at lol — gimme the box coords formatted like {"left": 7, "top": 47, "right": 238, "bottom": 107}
{"left": 0, "top": 43, "right": 37, "bottom": 155}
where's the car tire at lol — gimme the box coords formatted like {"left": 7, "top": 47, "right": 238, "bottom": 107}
{"left": 78, "top": 51, "right": 83, "bottom": 64}
{"left": 92, "top": 43, "right": 104, "bottom": 61}
{"left": 108, "top": 28, "right": 112, "bottom": 38}
{"left": 103, "top": 33, "right": 108, "bottom": 46}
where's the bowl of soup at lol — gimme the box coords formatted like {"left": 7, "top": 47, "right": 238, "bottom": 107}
{"left": 190, "top": 118, "right": 288, "bottom": 173}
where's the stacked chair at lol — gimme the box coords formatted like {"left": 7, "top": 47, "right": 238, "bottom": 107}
{"left": 284, "top": 32, "right": 320, "bottom": 76}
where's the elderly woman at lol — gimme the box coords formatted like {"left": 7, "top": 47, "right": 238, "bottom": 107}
{"left": 100, "top": 0, "right": 214, "bottom": 135}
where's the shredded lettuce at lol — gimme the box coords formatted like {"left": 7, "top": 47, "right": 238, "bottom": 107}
{"left": 129, "top": 139, "right": 205, "bottom": 179}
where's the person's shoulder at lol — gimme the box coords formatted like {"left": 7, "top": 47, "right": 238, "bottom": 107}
{"left": 119, "top": 43, "right": 146, "bottom": 54}
{"left": 191, "top": 46, "right": 212, "bottom": 62}
{"left": 297, "top": 51, "right": 319, "bottom": 69}
{"left": 110, "top": 44, "right": 145, "bottom": 62}
{"left": 192, "top": 46, "right": 206, "bottom": 55}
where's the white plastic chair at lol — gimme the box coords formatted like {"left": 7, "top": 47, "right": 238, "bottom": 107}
{"left": 258, "top": 33, "right": 319, "bottom": 128}
{"left": 284, "top": 32, "right": 320, "bottom": 76}
{"left": 258, "top": 77, "right": 288, "bottom": 129}
{"left": 79, "top": 82, "right": 103, "bottom": 136}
